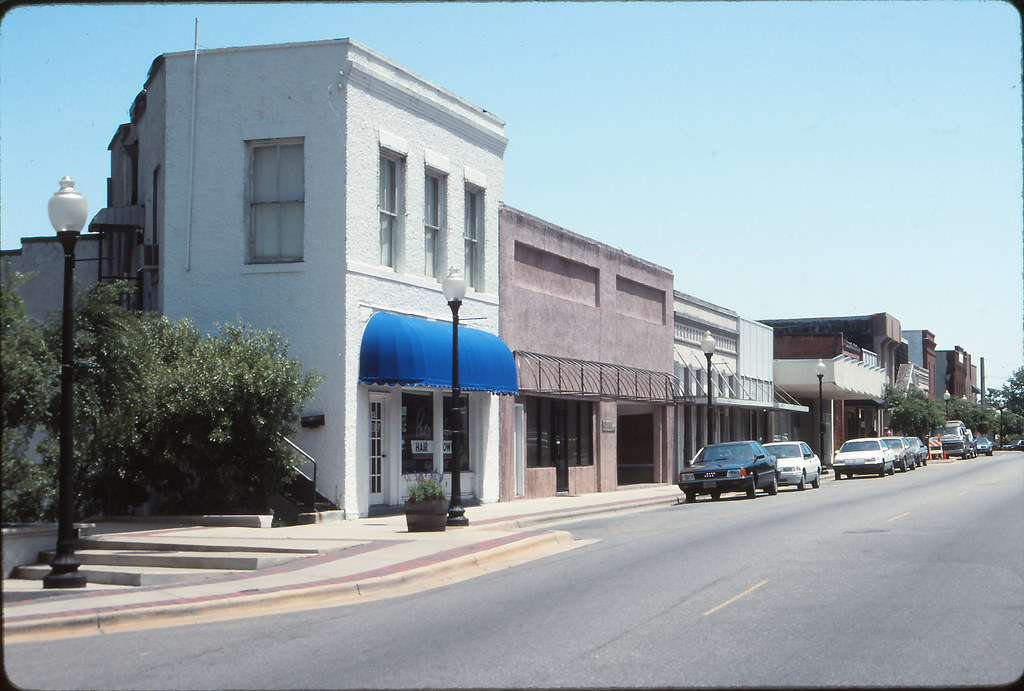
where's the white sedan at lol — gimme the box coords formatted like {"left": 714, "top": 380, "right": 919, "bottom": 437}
{"left": 764, "top": 441, "right": 821, "bottom": 490}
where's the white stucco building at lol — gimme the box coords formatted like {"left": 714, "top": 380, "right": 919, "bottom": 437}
{"left": 91, "top": 39, "right": 513, "bottom": 518}
{"left": 673, "top": 291, "right": 805, "bottom": 464}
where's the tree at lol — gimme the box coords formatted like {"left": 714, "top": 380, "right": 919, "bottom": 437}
{"left": 990, "top": 367, "right": 1024, "bottom": 418}
{"left": 883, "top": 385, "right": 944, "bottom": 441}
{"left": 48, "top": 282, "right": 162, "bottom": 517}
{"left": 1, "top": 268, "right": 58, "bottom": 523}
{"left": 4, "top": 279, "right": 323, "bottom": 522}
{"left": 946, "top": 396, "right": 998, "bottom": 435}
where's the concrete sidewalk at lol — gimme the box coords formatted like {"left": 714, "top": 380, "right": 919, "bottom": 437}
{"left": 3, "top": 484, "right": 680, "bottom": 641}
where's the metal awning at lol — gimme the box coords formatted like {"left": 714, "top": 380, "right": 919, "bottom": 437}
{"left": 514, "top": 351, "right": 690, "bottom": 403}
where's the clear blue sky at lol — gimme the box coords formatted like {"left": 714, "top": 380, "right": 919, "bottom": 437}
{"left": 2, "top": 1, "right": 1021, "bottom": 389}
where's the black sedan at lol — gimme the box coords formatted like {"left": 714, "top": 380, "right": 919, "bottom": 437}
{"left": 678, "top": 440, "right": 779, "bottom": 502}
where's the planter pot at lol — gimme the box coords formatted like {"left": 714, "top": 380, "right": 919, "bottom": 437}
{"left": 404, "top": 499, "right": 448, "bottom": 532}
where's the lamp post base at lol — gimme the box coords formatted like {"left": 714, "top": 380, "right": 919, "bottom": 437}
{"left": 43, "top": 555, "right": 86, "bottom": 589}
{"left": 446, "top": 506, "right": 469, "bottom": 527}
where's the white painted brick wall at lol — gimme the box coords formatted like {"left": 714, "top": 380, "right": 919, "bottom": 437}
{"left": 144, "top": 39, "right": 505, "bottom": 517}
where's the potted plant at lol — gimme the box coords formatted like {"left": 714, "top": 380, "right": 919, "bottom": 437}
{"left": 403, "top": 474, "right": 448, "bottom": 532}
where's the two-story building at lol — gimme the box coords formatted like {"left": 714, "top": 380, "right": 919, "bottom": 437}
{"left": 673, "top": 293, "right": 806, "bottom": 463}
{"left": 763, "top": 313, "right": 896, "bottom": 461}
{"left": 89, "top": 39, "right": 517, "bottom": 518}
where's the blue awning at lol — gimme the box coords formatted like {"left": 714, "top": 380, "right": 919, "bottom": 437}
{"left": 359, "top": 311, "right": 518, "bottom": 395}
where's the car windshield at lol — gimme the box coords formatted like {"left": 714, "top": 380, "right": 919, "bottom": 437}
{"left": 839, "top": 440, "right": 880, "bottom": 452}
{"left": 883, "top": 439, "right": 902, "bottom": 449}
{"left": 694, "top": 443, "right": 755, "bottom": 464}
{"left": 935, "top": 426, "right": 963, "bottom": 437}
{"left": 766, "top": 443, "right": 801, "bottom": 459}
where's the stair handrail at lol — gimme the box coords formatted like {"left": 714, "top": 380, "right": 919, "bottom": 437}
{"left": 279, "top": 434, "right": 318, "bottom": 513}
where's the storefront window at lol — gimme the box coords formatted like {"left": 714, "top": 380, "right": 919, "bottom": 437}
{"left": 442, "top": 395, "right": 470, "bottom": 473}
{"left": 525, "top": 397, "right": 593, "bottom": 468}
{"left": 402, "top": 392, "right": 434, "bottom": 474}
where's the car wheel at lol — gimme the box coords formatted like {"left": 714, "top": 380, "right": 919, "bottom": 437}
{"left": 811, "top": 470, "right": 820, "bottom": 489}
{"left": 797, "top": 471, "right": 806, "bottom": 491}
{"left": 878, "top": 465, "right": 886, "bottom": 477}
{"left": 835, "top": 471, "right": 843, "bottom": 481}
{"left": 709, "top": 490, "right": 721, "bottom": 501}
{"left": 768, "top": 473, "right": 779, "bottom": 495}
{"left": 746, "top": 477, "right": 757, "bottom": 498}
{"left": 684, "top": 490, "right": 697, "bottom": 503}
{"left": 889, "top": 464, "right": 895, "bottom": 475}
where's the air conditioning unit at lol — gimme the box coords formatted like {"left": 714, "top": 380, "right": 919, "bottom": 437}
{"left": 135, "top": 243, "right": 159, "bottom": 270}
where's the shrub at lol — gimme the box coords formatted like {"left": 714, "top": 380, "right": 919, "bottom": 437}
{"left": 3, "top": 278, "right": 323, "bottom": 522}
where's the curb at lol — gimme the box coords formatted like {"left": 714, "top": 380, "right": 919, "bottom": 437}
{"left": 3, "top": 530, "right": 574, "bottom": 642}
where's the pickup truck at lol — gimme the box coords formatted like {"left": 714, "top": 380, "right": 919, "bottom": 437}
{"left": 931, "top": 421, "right": 977, "bottom": 459}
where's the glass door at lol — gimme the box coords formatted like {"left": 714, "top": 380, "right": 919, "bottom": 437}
{"left": 369, "top": 396, "right": 386, "bottom": 505}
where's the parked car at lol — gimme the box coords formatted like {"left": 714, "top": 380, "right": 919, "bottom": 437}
{"left": 903, "top": 437, "right": 929, "bottom": 467}
{"left": 678, "top": 440, "right": 779, "bottom": 502}
{"left": 974, "top": 437, "right": 994, "bottom": 455}
{"left": 883, "top": 436, "right": 915, "bottom": 472}
{"left": 764, "top": 441, "right": 821, "bottom": 490}
{"left": 1003, "top": 439, "right": 1024, "bottom": 451}
{"left": 833, "top": 438, "right": 896, "bottom": 479}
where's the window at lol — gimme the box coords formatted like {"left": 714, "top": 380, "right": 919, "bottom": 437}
{"left": 250, "top": 141, "right": 304, "bottom": 263}
{"left": 402, "top": 393, "right": 434, "bottom": 474}
{"left": 379, "top": 153, "right": 404, "bottom": 268}
{"left": 464, "top": 186, "right": 483, "bottom": 288}
{"left": 525, "top": 397, "right": 594, "bottom": 468}
{"left": 443, "top": 396, "right": 470, "bottom": 473}
{"left": 424, "top": 172, "right": 445, "bottom": 278}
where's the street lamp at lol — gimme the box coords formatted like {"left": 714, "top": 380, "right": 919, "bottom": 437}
{"left": 43, "top": 176, "right": 88, "bottom": 589}
{"left": 816, "top": 359, "right": 827, "bottom": 468}
{"left": 701, "top": 331, "right": 716, "bottom": 445}
{"left": 442, "top": 267, "right": 469, "bottom": 527}
{"left": 944, "top": 390, "right": 951, "bottom": 419}
{"left": 998, "top": 402, "right": 1005, "bottom": 447}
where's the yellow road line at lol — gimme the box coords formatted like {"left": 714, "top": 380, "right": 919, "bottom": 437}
{"left": 703, "top": 579, "right": 768, "bottom": 616}
{"left": 886, "top": 512, "right": 911, "bottom": 522}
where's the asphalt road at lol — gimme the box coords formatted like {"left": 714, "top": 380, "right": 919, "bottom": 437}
{"left": 6, "top": 453, "right": 1023, "bottom": 689}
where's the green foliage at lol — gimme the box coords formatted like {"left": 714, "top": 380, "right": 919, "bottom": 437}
{"left": 2, "top": 278, "right": 323, "bottom": 523}
{"left": 54, "top": 282, "right": 160, "bottom": 517}
{"left": 405, "top": 474, "right": 446, "bottom": 503}
{"left": 883, "top": 385, "right": 945, "bottom": 440}
{"left": 140, "top": 318, "right": 323, "bottom": 514}
{"left": 1, "top": 268, "right": 58, "bottom": 522}
{"left": 999, "top": 411, "right": 1024, "bottom": 437}
{"left": 946, "top": 396, "right": 999, "bottom": 435}
{"left": 989, "top": 367, "right": 1024, "bottom": 418}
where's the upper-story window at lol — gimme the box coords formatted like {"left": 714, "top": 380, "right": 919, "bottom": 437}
{"left": 424, "top": 171, "right": 446, "bottom": 279}
{"left": 379, "top": 152, "right": 404, "bottom": 268}
{"left": 249, "top": 140, "right": 304, "bottom": 263}
{"left": 464, "top": 185, "right": 483, "bottom": 289}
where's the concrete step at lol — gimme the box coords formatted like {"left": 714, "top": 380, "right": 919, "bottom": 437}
{"left": 37, "top": 549, "right": 307, "bottom": 571}
{"left": 76, "top": 537, "right": 319, "bottom": 554}
{"left": 10, "top": 563, "right": 247, "bottom": 587}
